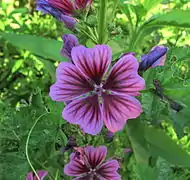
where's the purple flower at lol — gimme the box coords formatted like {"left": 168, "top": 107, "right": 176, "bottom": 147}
{"left": 139, "top": 45, "right": 168, "bottom": 72}
{"left": 26, "top": 170, "right": 48, "bottom": 180}
{"left": 36, "top": 0, "right": 92, "bottom": 29}
{"left": 64, "top": 146, "right": 121, "bottom": 180}
{"left": 49, "top": 45, "right": 145, "bottom": 135}
{"left": 61, "top": 34, "right": 79, "bottom": 60}
{"left": 36, "top": 0, "right": 77, "bottom": 29}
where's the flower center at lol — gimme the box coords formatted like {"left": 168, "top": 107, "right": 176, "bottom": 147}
{"left": 88, "top": 168, "right": 97, "bottom": 176}
{"left": 93, "top": 83, "right": 105, "bottom": 96}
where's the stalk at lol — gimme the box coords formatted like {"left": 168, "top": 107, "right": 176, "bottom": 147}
{"left": 98, "top": 0, "right": 108, "bottom": 44}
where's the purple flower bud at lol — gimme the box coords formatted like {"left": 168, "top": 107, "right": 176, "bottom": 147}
{"left": 60, "top": 34, "right": 79, "bottom": 60}
{"left": 105, "top": 131, "right": 115, "bottom": 142}
{"left": 60, "top": 136, "right": 77, "bottom": 153}
{"left": 60, "top": 15, "right": 77, "bottom": 29}
{"left": 139, "top": 45, "right": 168, "bottom": 72}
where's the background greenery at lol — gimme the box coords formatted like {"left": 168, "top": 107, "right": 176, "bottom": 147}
{"left": 1, "top": 0, "right": 190, "bottom": 179}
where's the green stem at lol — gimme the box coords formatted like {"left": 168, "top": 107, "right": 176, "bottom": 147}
{"left": 98, "top": 0, "right": 108, "bottom": 44}
{"left": 25, "top": 113, "right": 48, "bottom": 180}
{"left": 110, "top": 0, "right": 119, "bottom": 23}
{"left": 122, "top": 5, "right": 134, "bottom": 34}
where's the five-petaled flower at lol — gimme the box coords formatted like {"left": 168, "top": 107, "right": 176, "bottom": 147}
{"left": 49, "top": 45, "right": 145, "bottom": 135}
{"left": 36, "top": 0, "right": 92, "bottom": 29}
{"left": 139, "top": 45, "right": 168, "bottom": 72}
{"left": 64, "top": 146, "right": 121, "bottom": 180}
{"left": 26, "top": 170, "right": 48, "bottom": 180}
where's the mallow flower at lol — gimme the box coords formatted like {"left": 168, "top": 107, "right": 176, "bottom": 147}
{"left": 49, "top": 44, "right": 145, "bottom": 135}
{"left": 139, "top": 45, "right": 168, "bottom": 72}
{"left": 26, "top": 170, "right": 48, "bottom": 180}
{"left": 36, "top": 0, "right": 92, "bottom": 29}
{"left": 64, "top": 146, "right": 121, "bottom": 180}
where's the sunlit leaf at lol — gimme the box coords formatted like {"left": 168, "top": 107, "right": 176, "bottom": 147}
{"left": 145, "top": 10, "right": 190, "bottom": 28}
{"left": 144, "top": 126, "right": 190, "bottom": 167}
{"left": 0, "top": 33, "right": 66, "bottom": 62}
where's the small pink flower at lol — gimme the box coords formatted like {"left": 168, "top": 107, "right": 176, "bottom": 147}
{"left": 50, "top": 45, "right": 145, "bottom": 135}
{"left": 26, "top": 170, "right": 48, "bottom": 180}
{"left": 64, "top": 146, "right": 121, "bottom": 180}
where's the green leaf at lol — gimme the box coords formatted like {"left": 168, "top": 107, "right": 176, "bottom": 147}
{"left": 0, "top": 33, "right": 66, "bottom": 62}
{"left": 146, "top": 10, "right": 190, "bottom": 28}
{"left": 136, "top": 163, "right": 158, "bottom": 180}
{"left": 170, "top": 108, "right": 190, "bottom": 138}
{"left": 11, "top": 59, "right": 24, "bottom": 73}
{"left": 144, "top": 126, "right": 190, "bottom": 167}
{"left": 127, "top": 119, "right": 150, "bottom": 164}
{"left": 167, "top": 47, "right": 190, "bottom": 61}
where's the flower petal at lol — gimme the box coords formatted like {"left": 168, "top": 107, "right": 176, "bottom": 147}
{"left": 64, "top": 153, "right": 89, "bottom": 177}
{"left": 74, "top": 0, "right": 93, "bottom": 9}
{"left": 139, "top": 45, "right": 168, "bottom": 71}
{"left": 62, "top": 95, "right": 103, "bottom": 135}
{"left": 33, "top": 171, "right": 48, "bottom": 180}
{"left": 49, "top": 62, "right": 93, "bottom": 102}
{"left": 49, "top": 0, "right": 75, "bottom": 15}
{"left": 71, "top": 45, "right": 112, "bottom": 85}
{"left": 61, "top": 15, "right": 77, "bottom": 29}
{"left": 26, "top": 172, "right": 33, "bottom": 180}
{"left": 103, "top": 54, "right": 145, "bottom": 96}
{"left": 73, "top": 176, "right": 91, "bottom": 180}
{"left": 36, "top": 0, "right": 63, "bottom": 20}
{"left": 84, "top": 146, "right": 107, "bottom": 169}
{"left": 102, "top": 93, "right": 142, "bottom": 133}
{"left": 36, "top": 170, "right": 48, "bottom": 180}
{"left": 97, "top": 160, "right": 121, "bottom": 180}
{"left": 61, "top": 34, "right": 79, "bottom": 60}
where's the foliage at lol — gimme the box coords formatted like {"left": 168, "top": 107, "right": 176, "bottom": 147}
{"left": 1, "top": 0, "right": 190, "bottom": 179}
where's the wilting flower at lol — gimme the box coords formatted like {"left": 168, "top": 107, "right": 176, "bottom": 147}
{"left": 64, "top": 146, "right": 121, "bottom": 179}
{"left": 26, "top": 170, "right": 48, "bottom": 180}
{"left": 139, "top": 45, "right": 168, "bottom": 72}
{"left": 50, "top": 45, "right": 145, "bottom": 135}
{"left": 36, "top": 0, "right": 92, "bottom": 29}
{"left": 61, "top": 34, "right": 79, "bottom": 60}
